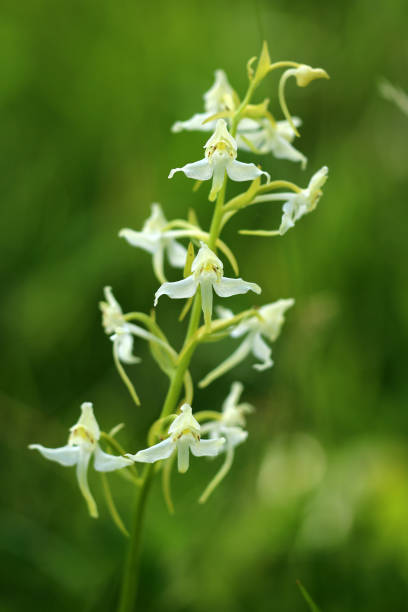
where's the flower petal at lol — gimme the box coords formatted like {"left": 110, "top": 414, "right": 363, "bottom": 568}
{"left": 215, "top": 305, "right": 234, "bottom": 320}
{"left": 200, "top": 278, "right": 213, "bottom": 327}
{"left": 190, "top": 438, "right": 225, "bottom": 457}
{"left": 29, "top": 443, "right": 80, "bottom": 466}
{"left": 212, "top": 276, "right": 261, "bottom": 298}
{"left": 168, "top": 159, "right": 213, "bottom": 181}
{"left": 152, "top": 246, "right": 166, "bottom": 283}
{"left": 75, "top": 402, "right": 100, "bottom": 441}
{"left": 226, "top": 159, "right": 270, "bottom": 182}
{"left": 113, "top": 332, "right": 140, "bottom": 364}
{"left": 176, "top": 436, "right": 191, "bottom": 473}
{"left": 166, "top": 239, "right": 187, "bottom": 268}
{"left": 224, "top": 426, "right": 248, "bottom": 448}
{"left": 154, "top": 275, "right": 198, "bottom": 306}
{"left": 119, "top": 228, "right": 158, "bottom": 254}
{"left": 171, "top": 112, "right": 214, "bottom": 133}
{"left": 127, "top": 437, "right": 175, "bottom": 463}
{"left": 168, "top": 404, "right": 200, "bottom": 437}
{"left": 93, "top": 444, "right": 133, "bottom": 472}
{"left": 251, "top": 332, "right": 273, "bottom": 370}
{"left": 230, "top": 320, "right": 251, "bottom": 338}
{"left": 279, "top": 209, "right": 296, "bottom": 235}
{"left": 223, "top": 381, "right": 244, "bottom": 411}
{"left": 76, "top": 448, "right": 98, "bottom": 518}
{"left": 209, "top": 163, "right": 227, "bottom": 201}
{"left": 268, "top": 135, "right": 307, "bottom": 168}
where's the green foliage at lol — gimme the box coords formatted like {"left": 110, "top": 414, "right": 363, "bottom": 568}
{"left": 297, "top": 580, "right": 321, "bottom": 612}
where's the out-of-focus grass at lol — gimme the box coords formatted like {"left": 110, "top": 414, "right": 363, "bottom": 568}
{"left": 1, "top": 1, "right": 408, "bottom": 610}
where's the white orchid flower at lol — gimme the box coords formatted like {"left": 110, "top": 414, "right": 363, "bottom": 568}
{"left": 119, "top": 203, "right": 187, "bottom": 283}
{"left": 126, "top": 404, "right": 225, "bottom": 474}
{"left": 100, "top": 286, "right": 165, "bottom": 364}
{"left": 199, "top": 299, "right": 294, "bottom": 387}
{"left": 238, "top": 117, "right": 307, "bottom": 168}
{"left": 198, "top": 383, "right": 253, "bottom": 503}
{"left": 172, "top": 70, "right": 237, "bottom": 133}
{"left": 201, "top": 382, "right": 253, "bottom": 450}
{"left": 154, "top": 242, "right": 261, "bottom": 327}
{"left": 169, "top": 119, "right": 270, "bottom": 201}
{"left": 29, "top": 403, "right": 132, "bottom": 518}
{"left": 253, "top": 166, "right": 328, "bottom": 235}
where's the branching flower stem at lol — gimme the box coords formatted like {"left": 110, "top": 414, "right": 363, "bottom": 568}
{"left": 116, "top": 60, "right": 270, "bottom": 609}
{"left": 116, "top": 55, "right": 276, "bottom": 609}
{"left": 117, "top": 72, "right": 265, "bottom": 610}
{"left": 117, "top": 170, "right": 229, "bottom": 612}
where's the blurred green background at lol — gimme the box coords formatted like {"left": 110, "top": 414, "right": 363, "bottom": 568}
{"left": 2, "top": 0, "right": 408, "bottom": 610}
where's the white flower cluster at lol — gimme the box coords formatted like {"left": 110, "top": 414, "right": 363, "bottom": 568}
{"left": 29, "top": 45, "right": 329, "bottom": 519}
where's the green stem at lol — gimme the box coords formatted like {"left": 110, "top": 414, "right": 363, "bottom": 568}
{"left": 117, "top": 181, "right": 227, "bottom": 612}
{"left": 117, "top": 464, "right": 154, "bottom": 612}
{"left": 208, "top": 177, "right": 227, "bottom": 250}
{"left": 117, "top": 68, "right": 258, "bottom": 609}
{"left": 230, "top": 80, "right": 257, "bottom": 136}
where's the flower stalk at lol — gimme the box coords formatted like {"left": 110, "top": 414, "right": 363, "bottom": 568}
{"left": 28, "top": 41, "right": 329, "bottom": 612}
{"left": 117, "top": 180, "right": 228, "bottom": 612}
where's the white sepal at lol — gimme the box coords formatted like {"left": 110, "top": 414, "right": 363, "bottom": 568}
{"left": 128, "top": 438, "right": 175, "bottom": 464}
{"left": 28, "top": 444, "right": 80, "bottom": 466}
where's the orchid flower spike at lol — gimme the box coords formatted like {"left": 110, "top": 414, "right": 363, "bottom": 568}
{"left": 100, "top": 286, "right": 166, "bottom": 364}
{"left": 154, "top": 242, "right": 261, "bottom": 328}
{"left": 119, "top": 204, "right": 187, "bottom": 283}
{"left": 29, "top": 403, "right": 132, "bottom": 518}
{"left": 238, "top": 117, "right": 307, "bottom": 169}
{"left": 169, "top": 119, "right": 270, "bottom": 201}
{"left": 199, "top": 299, "right": 294, "bottom": 387}
{"left": 172, "top": 70, "right": 238, "bottom": 133}
{"left": 126, "top": 404, "right": 225, "bottom": 473}
{"left": 254, "top": 167, "right": 328, "bottom": 235}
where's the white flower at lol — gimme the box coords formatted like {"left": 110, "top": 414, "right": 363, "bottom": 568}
{"left": 199, "top": 299, "right": 294, "bottom": 387}
{"left": 171, "top": 70, "right": 237, "bottom": 133}
{"left": 197, "top": 383, "right": 253, "bottom": 503}
{"left": 126, "top": 404, "right": 225, "bottom": 473}
{"left": 154, "top": 242, "right": 261, "bottom": 327}
{"left": 237, "top": 117, "right": 307, "bottom": 168}
{"left": 29, "top": 403, "right": 132, "bottom": 518}
{"left": 253, "top": 167, "right": 328, "bottom": 235}
{"left": 169, "top": 119, "right": 270, "bottom": 201}
{"left": 119, "top": 203, "right": 187, "bottom": 283}
{"left": 100, "top": 286, "right": 163, "bottom": 364}
{"left": 201, "top": 382, "right": 253, "bottom": 450}
{"left": 278, "top": 167, "right": 328, "bottom": 234}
